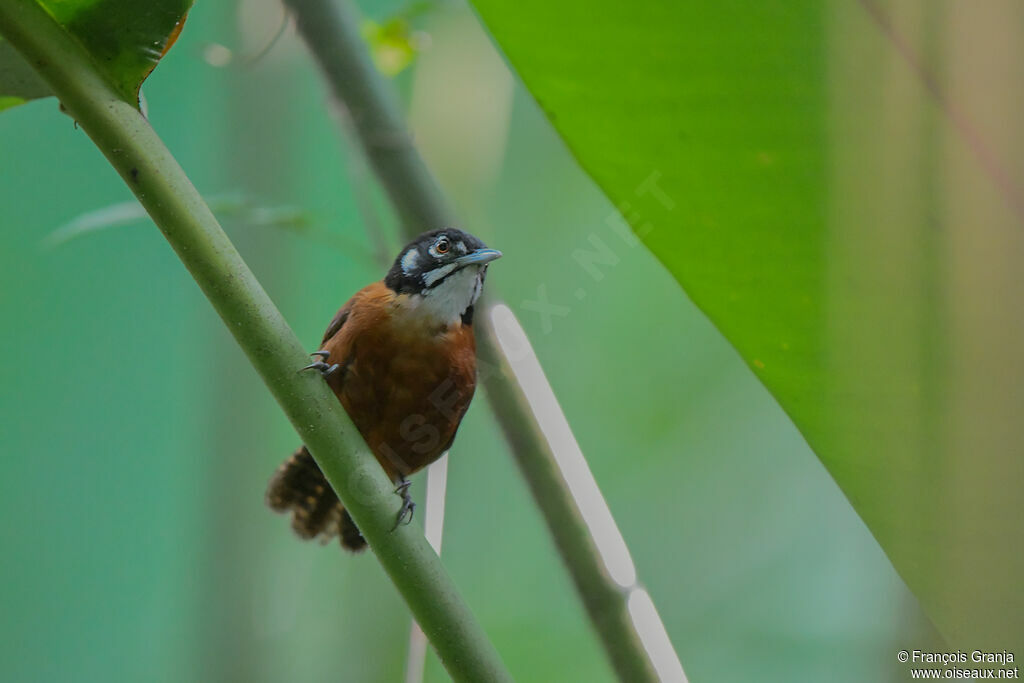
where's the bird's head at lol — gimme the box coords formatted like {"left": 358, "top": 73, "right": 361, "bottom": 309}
{"left": 385, "top": 228, "right": 502, "bottom": 325}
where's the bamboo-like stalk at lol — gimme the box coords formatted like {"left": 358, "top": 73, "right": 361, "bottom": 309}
{"left": 0, "top": 2, "right": 511, "bottom": 681}
{"left": 283, "top": 0, "right": 663, "bottom": 680}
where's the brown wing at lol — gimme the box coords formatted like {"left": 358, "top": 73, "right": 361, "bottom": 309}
{"left": 317, "top": 283, "right": 392, "bottom": 394}
{"left": 321, "top": 303, "right": 351, "bottom": 346}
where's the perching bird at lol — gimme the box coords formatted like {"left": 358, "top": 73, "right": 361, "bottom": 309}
{"left": 266, "top": 228, "right": 501, "bottom": 551}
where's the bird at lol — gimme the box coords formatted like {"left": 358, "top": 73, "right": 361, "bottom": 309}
{"left": 266, "top": 228, "right": 501, "bottom": 551}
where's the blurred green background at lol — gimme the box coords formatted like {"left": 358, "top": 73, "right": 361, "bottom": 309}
{"left": 0, "top": 0, "right": 959, "bottom": 681}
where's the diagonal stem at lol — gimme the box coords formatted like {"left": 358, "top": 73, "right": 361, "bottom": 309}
{"left": 282, "top": 0, "right": 674, "bottom": 680}
{"left": 0, "top": 1, "right": 511, "bottom": 681}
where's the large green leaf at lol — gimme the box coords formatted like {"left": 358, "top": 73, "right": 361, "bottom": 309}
{"left": 0, "top": 0, "right": 191, "bottom": 111}
{"left": 468, "top": 0, "right": 1024, "bottom": 646}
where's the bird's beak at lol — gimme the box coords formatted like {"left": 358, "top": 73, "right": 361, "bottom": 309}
{"left": 455, "top": 248, "right": 502, "bottom": 268}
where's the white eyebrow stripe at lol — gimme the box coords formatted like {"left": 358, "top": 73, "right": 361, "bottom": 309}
{"left": 401, "top": 249, "right": 420, "bottom": 274}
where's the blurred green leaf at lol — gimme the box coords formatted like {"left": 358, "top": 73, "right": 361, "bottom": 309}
{"left": 360, "top": 1, "right": 436, "bottom": 76}
{"left": 0, "top": 0, "right": 192, "bottom": 109}
{"left": 44, "top": 194, "right": 312, "bottom": 247}
{"left": 468, "top": 0, "right": 1024, "bottom": 646}
{"left": 361, "top": 18, "right": 417, "bottom": 76}
{"left": 0, "top": 39, "right": 49, "bottom": 108}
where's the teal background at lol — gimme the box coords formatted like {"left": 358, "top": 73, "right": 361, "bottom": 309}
{"left": 0, "top": 1, "right": 935, "bottom": 681}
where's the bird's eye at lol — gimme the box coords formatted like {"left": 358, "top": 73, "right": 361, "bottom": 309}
{"left": 436, "top": 238, "right": 450, "bottom": 254}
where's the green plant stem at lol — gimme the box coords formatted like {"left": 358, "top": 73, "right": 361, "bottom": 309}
{"left": 283, "top": 0, "right": 662, "bottom": 680}
{"left": 0, "top": 2, "right": 511, "bottom": 681}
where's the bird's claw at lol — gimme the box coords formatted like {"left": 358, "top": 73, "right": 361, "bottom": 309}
{"left": 392, "top": 479, "right": 416, "bottom": 530}
{"left": 300, "top": 350, "right": 340, "bottom": 377}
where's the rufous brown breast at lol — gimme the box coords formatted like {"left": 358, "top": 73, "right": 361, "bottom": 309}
{"left": 320, "top": 281, "right": 477, "bottom": 480}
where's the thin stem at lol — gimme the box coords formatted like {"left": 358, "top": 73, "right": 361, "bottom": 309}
{"left": 283, "top": 0, "right": 664, "bottom": 680}
{"left": 0, "top": 2, "right": 511, "bottom": 681}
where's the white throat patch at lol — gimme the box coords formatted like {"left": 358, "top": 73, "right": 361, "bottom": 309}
{"left": 410, "top": 265, "right": 484, "bottom": 325}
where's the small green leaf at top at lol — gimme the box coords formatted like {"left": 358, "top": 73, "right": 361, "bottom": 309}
{"left": 0, "top": 0, "right": 192, "bottom": 111}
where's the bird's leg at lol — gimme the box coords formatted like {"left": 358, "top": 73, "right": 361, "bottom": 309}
{"left": 392, "top": 477, "right": 416, "bottom": 530}
{"left": 300, "top": 350, "right": 340, "bottom": 377}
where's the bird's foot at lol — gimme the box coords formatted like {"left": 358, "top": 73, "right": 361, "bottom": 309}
{"left": 300, "top": 350, "right": 340, "bottom": 377}
{"left": 392, "top": 478, "right": 416, "bottom": 530}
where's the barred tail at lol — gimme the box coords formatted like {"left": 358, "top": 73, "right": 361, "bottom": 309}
{"left": 266, "top": 446, "right": 367, "bottom": 552}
